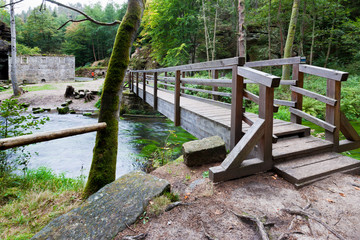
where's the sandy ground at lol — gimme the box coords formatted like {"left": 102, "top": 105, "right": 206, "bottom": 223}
{"left": 116, "top": 159, "right": 360, "bottom": 240}
{"left": 0, "top": 79, "right": 104, "bottom": 111}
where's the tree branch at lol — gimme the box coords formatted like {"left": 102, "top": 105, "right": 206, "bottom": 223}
{"left": 44, "top": 0, "right": 121, "bottom": 29}
{"left": 0, "top": 0, "right": 24, "bottom": 8}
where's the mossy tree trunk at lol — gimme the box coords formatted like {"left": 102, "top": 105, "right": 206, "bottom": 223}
{"left": 83, "top": 0, "right": 146, "bottom": 198}
{"left": 281, "top": 0, "right": 300, "bottom": 80}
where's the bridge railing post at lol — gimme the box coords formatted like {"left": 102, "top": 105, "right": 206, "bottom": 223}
{"left": 230, "top": 59, "right": 245, "bottom": 150}
{"left": 136, "top": 72, "right": 139, "bottom": 96}
{"left": 174, "top": 70, "right": 181, "bottom": 126}
{"left": 164, "top": 72, "right": 168, "bottom": 90}
{"left": 290, "top": 63, "right": 304, "bottom": 124}
{"left": 129, "top": 71, "right": 132, "bottom": 91}
{"left": 325, "top": 79, "right": 341, "bottom": 150}
{"left": 154, "top": 72, "right": 158, "bottom": 111}
{"left": 143, "top": 72, "right": 146, "bottom": 102}
{"left": 212, "top": 70, "right": 219, "bottom": 101}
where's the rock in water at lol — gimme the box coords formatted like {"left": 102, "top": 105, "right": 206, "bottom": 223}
{"left": 182, "top": 135, "right": 226, "bottom": 167}
{"left": 31, "top": 171, "right": 170, "bottom": 240}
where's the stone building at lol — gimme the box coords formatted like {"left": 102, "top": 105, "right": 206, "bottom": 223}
{"left": 10, "top": 55, "right": 75, "bottom": 84}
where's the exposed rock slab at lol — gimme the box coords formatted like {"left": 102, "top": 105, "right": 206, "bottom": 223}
{"left": 32, "top": 171, "right": 170, "bottom": 240}
{"left": 183, "top": 135, "right": 226, "bottom": 167}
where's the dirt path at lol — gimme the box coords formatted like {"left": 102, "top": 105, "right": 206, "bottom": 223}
{"left": 0, "top": 79, "right": 104, "bottom": 111}
{"left": 116, "top": 158, "right": 360, "bottom": 240}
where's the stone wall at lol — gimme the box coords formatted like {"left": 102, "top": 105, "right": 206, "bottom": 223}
{"left": 9, "top": 55, "right": 75, "bottom": 84}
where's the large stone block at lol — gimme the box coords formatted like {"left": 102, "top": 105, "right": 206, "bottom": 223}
{"left": 183, "top": 136, "right": 226, "bottom": 167}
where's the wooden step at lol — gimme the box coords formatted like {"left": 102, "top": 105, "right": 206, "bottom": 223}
{"left": 274, "top": 152, "right": 360, "bottom": 187}
{"left": 272, "top": 136, "right": 333, "bottom": 162}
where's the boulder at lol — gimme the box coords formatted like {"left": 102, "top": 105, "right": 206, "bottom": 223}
{"left": 182, "top": 136, "right": 226, "bottom": 167}
{"left": 33, "top": 108, "right": 45, "bottom": 114}
{"left": 31, "top": 171, "right": 170, "bottom": 240}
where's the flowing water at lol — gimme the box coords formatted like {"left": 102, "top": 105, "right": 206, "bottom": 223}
{"left": 25, "top": 114, "right": 196, "bottom": 178}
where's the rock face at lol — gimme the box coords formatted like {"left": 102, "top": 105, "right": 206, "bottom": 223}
{"left": 32, "top": 171, "right": 170, "bottom": 240}
{"left": 183, "top": 136, "right": 226, "bottom": 167}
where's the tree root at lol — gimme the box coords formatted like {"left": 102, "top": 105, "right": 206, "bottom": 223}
{"left": 231, "top": 210, "right": 270, "bottom": 240}
{"left": 165, "top": 201, "right": 191, "bottom": 212}
{"left": 282, "top": 208, "right": 345, "bottom": 240}
{"left": 201, "top": 221, "right": 217, "bottom": 240}
{"left": 122, "top": 233, "right": 147, "bottom": 240}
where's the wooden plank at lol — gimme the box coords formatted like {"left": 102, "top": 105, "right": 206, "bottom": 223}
{"left": 338, "top": 140, "right": 360, "bottom": 152}
{"left": 243, "top": 90, "right": 279, "bottom": 112}
{"left": 174, "top": 70, "right": 181, "bottom": 126}
{"left": 244, "top": 79, "right": 297, "bottom": 85}
{"left": 143, "top": 72, "right": 146, "bottom": 102}
{"left": 136, "top": 72, "right": 139, "bottom": 97}
{"left": 230, "top": 65, "right": 244, "bottom": 149}
{"left": 290, "top": 86, "right": 337, "bottom": 106}
{"left": 180, "top": 93, "right": 232, "bottom": 109}
{"left": 180, "top": 86, "right": 232, "bottom": 97}
{"left": 325, "top": 79, "right": 341, "bottom": 149}
{"left": 154, "top": 72, "right": 158, "bottom": 111}
{"left": 242, "top": 113, "right": 254, "bottom": 126}
{"left": 212, "top": 70, "right": 219, "bottom": 100}
{"left": 244, "top": 57, "right": 304, "bottom": 67}
{"left": 274, "top": 99, "right": 296, "bottom": 107}
{"left": 289, "top": 108, "right": 336, "bottom": 132}
{"left": 0, "top": 123, "right": 107, "bottom": 150}
{"left": 238, "top": 66, "right": 281, "bottom": 88}
{"left": 340, "top": 111, "right": 360, "bottom": 141}
{"left": 180, "top": 78, "right": 232, "bottom": 87}
{"left": 299, "top": 64, "right": 349, "bottom": 81}
{"left": 274, "top": 152, "right": 360, "bottom": 186}
{"left": 222, "top": 119, "right": 265, "bottom": 170}
{"left": 273, "top": 123, "right": 310, "bottom": 137}
{"left": 158, "top": 82, "right": 174, "bottom": 88}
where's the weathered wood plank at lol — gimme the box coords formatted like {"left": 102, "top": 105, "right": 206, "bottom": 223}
{"left": 244, "top": 57, "right": 305, "bottom": 68}
{"left": 290, "top": 64, "right": 303, "bottom": 124}
{"left": 230, "top": 65, "right": 244, "bottom": 149}
{"left": 222, "top": 119, "right": 265, "bottom": 170}
{"left": 289, "top": 108, "right": 336, "bottom": 132}
{"left": 154, "top": 72, "right": 158, "bottom": 111}
{"left": 0, "top": 123, "right": 107, "bottom": 150}
{"left": 174, "top": 70, "right": 181, "bottom": 126}
{"left": 238, "top": 66, "right": 281, "bottom": 88}
{"left": 325, "top": 79, "right": 341, "bottom": 149}
{"left": 243, "top": 90, "right": 279, "bottom": 112}
{"left": 299, "top": 64, "right": 349, "bottom": 81}
{"left": 180, "top": 93, "right": 231, "bottom": 109}
{"left": 244, "top": 79, "right": 297, "bottom": 85}
{"left": 180, "top": 86, "right": 232, "bottom": 97}
{"left": 274, "top": 99, "right": 296, "bottom": 107}
{"left": 212, "top": 70, "right": 219, "bottom": 100}
{"left": 340, "top": 111, "right": 360, "bottom": 141}
{"left": 136, "top": 72, "right": 139, "bottom": 97}
{"left": 338, "top": 140, "right": 360, "bottom": 152}
{"left": 290, "top": 86, "right": 337, "bottom": 106}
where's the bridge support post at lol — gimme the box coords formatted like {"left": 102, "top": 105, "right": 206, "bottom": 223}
{"left": 212, "top": 70, "right": 219, "bottom": 101}
{"left": 174, "top": 70, "right": 181, "bottom": 126}
{"left": 136, "top": 72, "right": 139, "bottom": 96}
{"left": 290, "top": 63, "right": 304, "bottom": 124}
{"left": 257, "top": 85, "right": 274, "bottom": 166}
{"left": 143, "top": 72, "right": 146, "bottom": 102}
{"left": 326, "top": 79, "right": 341, "bottom": 150}
{"left": 129, "top": 72, "right": 132, "bottom": 91}
{"left": 154, "top": 72, "right": 158, "bottom": 111}
{"left": 164, "top": 72, "right": 168, "bottom": 90}
{"left": 230, "top": 65, "right": 244, "bottom": 150}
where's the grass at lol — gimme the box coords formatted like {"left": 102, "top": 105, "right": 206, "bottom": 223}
{"left": 0, "top": 167, "right": 85, "bottom": 239}
{"left": 22, "top": 84, "right": 57, "bottom": 92}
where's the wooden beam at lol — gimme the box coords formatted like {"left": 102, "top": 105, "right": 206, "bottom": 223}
{"left": 181, "top": 93, "right": 232, "bottom": 109}
{"left": 237, "top": 66, "right": 281, "bottom": 88}
{"left": 212, "top": 70, "right": 219, "bottom": 100}
{"left": 274, "top": 99, "right": 296, "bottom": 107}
{"left": 340, "top": 112, "right": 360, "bottom": 141}
{"left": 299, "top": 64, "right": 349, "bottom": 81}
{"left": 230, "top": 65, "right": 244, "bottom": 149}
{"left": 180, "top": 78, "right": 231, "bottom": 87}
{"left": 174, "top": 70, "right": 181, "bottom": 126}
{"left": 290, "top": 86, "right": 337, "bottom": 106}
{"left": 242, "top": 113, "right": 254, "bottom": 126}
{"left": 154, "top": 72, "right": 158, "bottom": 111}
{"left": 0, "top": 123, "right": 107, "bottom": 150}
{"left": 338, "top": 140, "right": 360, "bottom": 153}
{"left": 291, "top": 64, "right": 303, "bottom": 124}
{"left": 222, "top": 119, "right": 265, "bottom": 170}
{"left": 244, "top": 57, "right": 305, "bottom": 68}
{"left": 289, "top": 108, "right": 336, "bottom": 132}
{"left": 143, "top": 72, "right": 146, "bottom": 102}
{"left": 243, "top": 90, "right": 279, "bottom": 112}
{"left": 136, "top": 72, "right": 139, "bottom": 96}
{"left": 180, "top": 86, "right": 231, "bottom": 97}
{"left": 325, "top": 79, "right": 341, "bottom": 149}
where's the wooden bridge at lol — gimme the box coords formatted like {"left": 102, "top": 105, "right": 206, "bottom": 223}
{"left": 128, "top": 57, "right": 360, "bottom": 187}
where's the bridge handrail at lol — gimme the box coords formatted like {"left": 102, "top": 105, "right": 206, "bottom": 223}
{"left": 244, "top": 56, "right": 305, "bottom": 68}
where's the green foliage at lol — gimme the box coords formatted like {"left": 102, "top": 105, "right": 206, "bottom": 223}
{"left": 0, "top": 99, "right": 48, "bottom": 177}
{"left": 16, "top": 44, "right": 41, "bottom": 55}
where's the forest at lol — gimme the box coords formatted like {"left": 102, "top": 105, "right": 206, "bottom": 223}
{"left": 0, "top": 0, "right": 359, "bottom": 74}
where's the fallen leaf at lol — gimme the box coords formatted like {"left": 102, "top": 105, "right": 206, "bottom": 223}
{"left": 355, "top": 187, "right": 360, "bottom": 191}
{"left": 272, "top": 176, "right": 277, "bottom": 180}
{"left": 184, "top": 195, "right": 188, "bottom": 200}
{"left": 326, "top": 199, "right": 335, "bottom": 203}
{"left": 339, "top": 193, "right": 346, "bottom": 197}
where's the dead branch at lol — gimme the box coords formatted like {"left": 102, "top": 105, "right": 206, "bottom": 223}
{"left": 201, "top": 221, "right": 217, "bottom": 240}
{"left": 282, "top": 208, "right": 345, "bottom": 240}
{"left": 44, "top": 0, "right": 120, "bottom": 29}
{"left": 125, "top": 223, "right": 137, "bottom": 234}
{"left": 122, "top": 233, "right": 147, "bottom": 240}
{"left": 0, "top": 0, "right": 24, "bottom": 8}
{"left": 231, "top": 210, "right": 270, "bottom": 240}
{"left": 165, "top": 201, "right": 191, "bottom": 212}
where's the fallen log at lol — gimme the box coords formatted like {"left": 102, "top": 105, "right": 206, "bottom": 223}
{"left": 0, "top": 122, "right": 107, "bottom": 150}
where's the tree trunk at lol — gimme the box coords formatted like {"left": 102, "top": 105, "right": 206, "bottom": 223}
{"left": 299, "top": 0, "right": 306, "bottom": 56}
{"left": 211, "top": 0, "right": 218, "bottom": 61}
{"left": 277, "top": 0, "right": 284, "bottom": 57}
{"left": 309, "top": 0, "right": 316, "bottom": 65}
{"left": 282, "top": 0, "right": 300, "bottom": 80}
{"left": 324, "top": 14, "right": 336, "bottom": 68}
{"left": 92, "top": 38, "right": 97, "bottom": 62}
{"left": 202, "top": 0, "right": 210, "bottom": 62}
{"left": 268, "top": 0, "right": 271, "bottom": 60}
{"left": 238, "top": 0, "right": 246, "bottom": 58}
{"left": 10, "top": 0, "right": 20, "bottom": 96}
{"left": 83, "top": 0, "right": 146, "bottom": 198}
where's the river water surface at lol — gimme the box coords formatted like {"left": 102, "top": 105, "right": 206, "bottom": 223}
{"left": 25, "top": 114, "right": 195, "bottom": 178}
